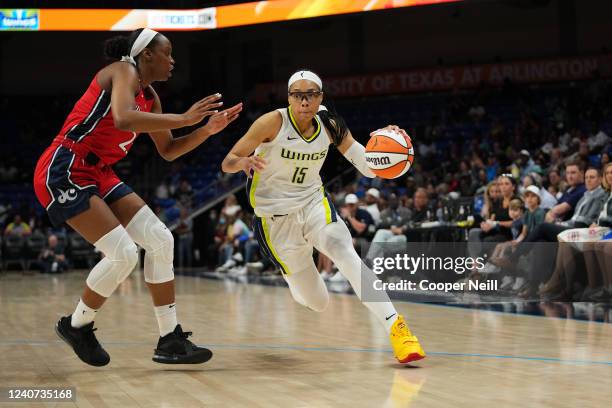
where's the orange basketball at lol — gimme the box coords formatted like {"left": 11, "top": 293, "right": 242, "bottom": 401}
{"left": 365, "top": 129, "right": 415, "bottom": 179}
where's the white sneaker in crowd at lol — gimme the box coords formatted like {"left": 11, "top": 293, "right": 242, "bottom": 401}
{"left": 500, "top": 275, "right": 515, "bottom": 291}
{"left": 511, "top": 277, "right": 526, "bottom": 292}
{"left": 479, "top": 262, "right": 501, "bottom": 274}
{"left": 215, "top": 259, "right": 236, "bottom": 273}
{"left": 228, "top": 265, "right": 248, "bottom": 277}
{"left": 246, "top": 261, "right": 264, "bottom": 273}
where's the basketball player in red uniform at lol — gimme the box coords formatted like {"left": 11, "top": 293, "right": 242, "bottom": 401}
{"left": 33, "top": 28, "right": 242, "bottom": 366}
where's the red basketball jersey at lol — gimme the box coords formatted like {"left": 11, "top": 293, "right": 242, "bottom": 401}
{"left": 52, "top": 75, "right": 154, "bottom": 165}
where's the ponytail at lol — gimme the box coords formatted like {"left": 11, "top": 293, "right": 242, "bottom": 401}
{"left": 103, "top": 35, "right": 130, "bottom": 61}
{"left": 318, "top": 107, "right": 349, "bottom": 146}
{"left": 103, "top": 28, "right": 160, "bottom": 62}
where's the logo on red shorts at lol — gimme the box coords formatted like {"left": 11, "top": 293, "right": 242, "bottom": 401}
{"left": 57, "top": 188, "right": 77, "bottom": 204}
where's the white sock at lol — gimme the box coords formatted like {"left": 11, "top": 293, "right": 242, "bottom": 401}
{"left": 367, "top": 300, "right": 398, "bottom": 333}
{"left": 71, "top": 299, "right": 98, "bottom": 328}
{"left": 325, "top": 248, "right": 399, "bottom": 333}
{"left": 154, "top": 303, "right": 177, "bottom": 337}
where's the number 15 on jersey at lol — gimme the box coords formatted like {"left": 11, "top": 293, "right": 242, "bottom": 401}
{"left": 291, "top": 167, "right": 308, "bottom": 184}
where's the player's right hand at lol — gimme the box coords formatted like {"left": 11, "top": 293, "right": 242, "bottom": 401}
{"left": 182, "top": 93, "right": 224, "bottom": 127}
{"left": 241, "top": 155, "right": 267, "bottom": 177}
{"left": 370, "top": 125, "right": 411, "bottom": 141}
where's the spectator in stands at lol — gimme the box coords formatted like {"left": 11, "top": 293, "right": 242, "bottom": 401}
{"left": 418, "top": 138, "right": 436, "bottom": 158}
{"left": 522, "top": 172, "right": 557, "bottom": 210}
{"left": 540, "top": 163, "right": 612, "bottom": 301}
{"left": 216, "top": 206, "right": 250, "bottom": 272}
{"left": 221, "top": 194, "right": 240, "bottom": 217}
{"left": 547, "top": 184, "right": 560, "bottom": 202}
{"left": 4, "top": 214, "right": 31, "bottom": 237}
{"left": 411, "top": 188, "right": 430, "bottom": 223}
{"left": 480, "top": 180, "right": 500, "bottom": 220}
{"left": 483, "top": 174, "right": 518, "bottom": 239}
{"left": 468, "top": 175, "right": 518, "bottom": 258}
{"left": 340, "top": 193, "right": 375, "bottom": 255}
{"left": 480, "top": 198, "right": 525, "bottom": 276}
{"left": 405, "top": 176, "right": 417, "bottom": 199}
{"left": 365, "top": 193, "right": 411, "bottom": 262}
{"left": 587, "top": 126, "right": 610, "bottom": 152}
{"left": 546, "top": 168, "right": 564, "bottom": 199}
{"left": 173, "top": 178, "right": 194, "bottom": 209}
{"left": 456, "top": 160, "right": 476, "bottom": 196}
{"left": 175, "top": 207, "right": 193, "bottom": 268}
{"left": 548, "top": 147, "right": 564, "bottom": 169}
{"left": 155, "top": 179, "right": 170, "bottom": 200}
{"left": 518, "top": 150, "right": 540, "bottom": 179}
{"left": 545, "top": 162, "right": 586, "bottom": 222}
{"left": 39, "top": 234, "right": 68, "bottom": 274}
{"left": 521, "top": 185, "right": 547, "bottom": 236}
{"left": 495, "top": 187, "right": 546, "bottom": 288}
{"left": 564, "top": 141, "right": 590, "bottom": 170}
{"left": 206, "top": 214, "right": 226, "bottom": 268}
{"left": 496, "top": 167, "right": 606, "bottom": 297}
{"left": 556, "top": 126, "right": 571, "bottom": 154}
{"left": 485, "top": 156, "right": 499, "bottom": 182}
{"left": 600, "top": 152, "right": 610, "bottom": 169}
{"left": 363, "top": 188, "right": 381, "bottom": 225}
{"left": 475, "top": 169, "right": 489, "bottom": 195}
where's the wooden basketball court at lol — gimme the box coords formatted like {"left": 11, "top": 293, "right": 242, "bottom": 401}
{"left": 1, "top": 271, "right": 611, "bottom": 407}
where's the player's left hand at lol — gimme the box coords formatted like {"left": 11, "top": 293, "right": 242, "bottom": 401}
{"left": 203, "top": 102, "right": 243, "bottom": 136}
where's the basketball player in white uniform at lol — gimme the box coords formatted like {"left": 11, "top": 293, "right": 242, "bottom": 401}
{"left": 222, "top": 70, "right": 425, "bottom": 363}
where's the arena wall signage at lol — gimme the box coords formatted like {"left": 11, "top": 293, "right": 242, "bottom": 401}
{"left": 0, "top": 1, "right": 460, "bottom": 31}
{"left": 256, "top": 54, "right": 612, "bottom": 100}
{"left": 0, "top": 9, "right": 39, "bottom": 30}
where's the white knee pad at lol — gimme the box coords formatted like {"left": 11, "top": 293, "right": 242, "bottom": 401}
{"left": 86, "top": 225, "right": 139, "bottom": 297}
{"left": 126, "top": 206, "right": 175, "bottom": 283}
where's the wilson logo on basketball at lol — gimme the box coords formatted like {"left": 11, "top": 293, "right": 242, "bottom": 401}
{"left": 366, "top": 156, "right": 391, "bottom": 166}
{"left": 365, "top": 129, "right": 415, "bottom": 179}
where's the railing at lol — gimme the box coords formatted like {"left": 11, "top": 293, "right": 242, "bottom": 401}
{"left": 168, "top": 172, "right": 244, "bottom": 231}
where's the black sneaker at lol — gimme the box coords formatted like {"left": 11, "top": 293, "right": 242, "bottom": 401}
{"left": 152, "top": 325, "right": 213, "bottom": 364}
{"left": 54, "top": 316, "right": 110, "bottom": 367}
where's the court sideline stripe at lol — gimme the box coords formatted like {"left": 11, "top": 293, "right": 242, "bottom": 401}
{"left": 1, "top": 339, "right": 611, "bottom": 366}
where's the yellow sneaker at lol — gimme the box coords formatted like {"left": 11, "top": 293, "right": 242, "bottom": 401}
{"left": 389, "top": 315, "right": 425, "bottom": 363}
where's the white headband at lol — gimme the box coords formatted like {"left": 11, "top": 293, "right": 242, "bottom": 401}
{"left": 288, "top": 70, "right": 322, "bottom": 90}
{"left": 120, "top": 28, "right": 159, "bottom": 66}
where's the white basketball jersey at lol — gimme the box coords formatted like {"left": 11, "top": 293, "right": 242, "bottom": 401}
{"left": 247, "top": 108, "right": 331, "bottom": 217}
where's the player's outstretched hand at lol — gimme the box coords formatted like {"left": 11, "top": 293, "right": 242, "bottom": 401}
{"left": 182, "top": 93, "right": 224, "bottom": 127}
{"left": 203, "top": 102, "right": 244, "bottom": 136}
{"left": 241, "top": 155, "right": 267, "bottom": 178}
